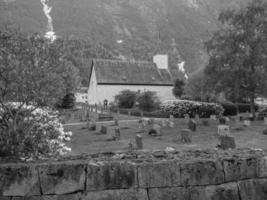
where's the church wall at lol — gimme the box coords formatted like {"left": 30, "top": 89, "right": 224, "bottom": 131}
{"left": 94, "top": 84, "right": 176, "bottom": 105}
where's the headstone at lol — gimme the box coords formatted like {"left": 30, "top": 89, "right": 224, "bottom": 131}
{"left": 225, "top": 117, "right": 230, "bottom": 122}
{"left": 114, "top": 127, "right": 121, "bottom": 140}
{"left": 217, "top": 125, "right": 230, "bottom": 136}
{"left": 161, "top": 120, "right": 167, "bottom": 127}
{"left": 169, "top": 121, "right": 175, "bottom": 128}
{"left": 195, "top": 114, "right": 200, "bottom": 124}
{"left": 135, "top": 134, "right": 143, "bottom": 149}
{"left": 202, "top": 119, "right": 210, "bottom": 126}
{"left": 181, "top": 129, "right": 192, "bottom": 143}
{"left": 184, "top": 114, "right": 190, "bottom": 124}
{"left": 148, "top": 124, "right": 161, "bottom": 136}
{"left": 128, "top": 142, "right": 133, "bottom": 151}
{"left": 169, "top": 115, "right": 174, "bottom": 122}
{"left": 210, "top": 115, "right": 217, "bottom": 120}
{"left": 219, "top": 117, "right": 227, "bottom": 125}
{"left": 218, "top": 136, "right": 236, "bottom": 150}
{"left": 244, "top": 120, "right": 251, "bottom": 127}
{"left": 101, "top": 125, "right": 108, "bottom": 134}
{"left": 264, "top": 117, "right": 267, "bottom": 125}
{"left": 262, "top": 128, "right": 267, "bottom": 135}
{"left": 188, "top": 119, "right": 197, "bottom": 132}
{"left": 114, "top": 118, "right": 119, "bottom": 126}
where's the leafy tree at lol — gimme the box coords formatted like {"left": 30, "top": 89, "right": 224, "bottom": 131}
{"left": 205, "top": 0, "right": 267, "bottom": 116}
{"left": 172, "top": 79, "right": 185, "bottom": 98}
{"left": 0, "top": 30, "right": 79, "bottom": 157}
{"left": 137, "top": 91, "right": 160, "bottom": 112}
{"left": 61, "top": 93, "right": 76, "bottom": 109}
{"left": 115, "top": 90, "right": 137, "bottom": 108}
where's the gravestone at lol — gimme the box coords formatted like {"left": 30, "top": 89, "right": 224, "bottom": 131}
{"left": 148, "top": 124, "right": 161, "bottom": 136}
{"left": 169, "top": 121, "right": 175, "bottom": 128}
{"left": 264, "top": 117, "right": 267, "bottom": 125}
{"left": 225, "top": 117, "right": 230, "bottom": 122}
{"left": 114, "top": 127, "right": 121, "bottom": 140}
{"left": 202, "top": 119, "right": 210, "bottom": 126}
{"left": 101, "top": 125, "right": 108, "bottom": 134}
{"left": 181, "top": 129, "right": 192, "bottom": 143}
{"left": 217, "top": 125, "right": 230, "bottom": 136}
{"left": 188, "top": 119, "right": 197, "bottom": 132}
{"left": 161, "top": 119, "right": 167, "bottom": 127}
{"left": 195, "top": 114, "right": 200, "bottom": 124}
{"left": 184, "top": 114, "right": 190, "bottom": 123}
{"left": 218, "top": 136, "right": 236, "bottom": 150}
{"left": 210, "top": 115, "right": 217, "bottom": 120}
{"left": 135, "top": 134, "right": 143, "bottom": 149}
{"left": 219, "top": 117, "right": 226, "bottom": 125}
{"left": 244, "top": 120, "right": 251, "bottom": 127}
{"left": 263, "top": 128, "right": 267, "bottom": 135}
{"left": 114, "top": 118, "right": 119, "bottom": 126}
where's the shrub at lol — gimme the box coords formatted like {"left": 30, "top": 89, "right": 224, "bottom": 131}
{"left": 160, "top": 100, "right": 224, "bottom": 118}
{"left": 61, "top": 93, "right": 76, "bottom": 109}
{"left": 115, "top": 90, "right": 137, "bottom": 109}
{"left": 137, "top": 91, "right": 160, "bottom": 112}
{"left": 0, "top": 104, "right": 72, "bottom": 160}
{"left": 221, "top": 102, "right": 259, "bottom": 116}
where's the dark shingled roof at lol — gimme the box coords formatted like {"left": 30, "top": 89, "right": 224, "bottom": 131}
{"left": 90, "top": 59, "right": 174, "bottom": 86}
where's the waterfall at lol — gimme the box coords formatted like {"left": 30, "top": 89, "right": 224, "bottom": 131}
{"left": 40, "top": 0, "right": 56, "bottom": 42}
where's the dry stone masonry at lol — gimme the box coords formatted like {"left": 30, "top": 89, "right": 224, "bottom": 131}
{"left": 0, "top": 149, "right": 267, "bottom": 200}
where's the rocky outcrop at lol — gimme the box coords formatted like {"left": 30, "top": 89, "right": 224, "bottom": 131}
{"left": 0, "top": 149, "right": 266, "bottom": 200}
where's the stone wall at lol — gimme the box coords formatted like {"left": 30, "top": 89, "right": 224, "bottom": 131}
{"left": 0, "top": 149, "right": 267, "bottom": 200}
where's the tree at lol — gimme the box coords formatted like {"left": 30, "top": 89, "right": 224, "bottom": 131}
{"left": 205, "top": 0, "right": 267, "bottom": 116}
{"left": 137, "top": 91, "right": 160, "bottom": 112}
{"left": 115, "top": 90, "right": 137, "bottom": 108}
{"left": 172, "top": 79, "right": 185, "bottom": 98}
{"left": 0, "top": 30, "right": 78, "bottom": 157}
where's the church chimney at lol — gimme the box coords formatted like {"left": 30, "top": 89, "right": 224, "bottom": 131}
{"left": 153, "top": 54, "right": 168, "bottom": 70}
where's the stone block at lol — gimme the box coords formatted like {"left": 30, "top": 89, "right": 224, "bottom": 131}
{"left": 87, "top": 161, "right": 137, "bottom": 191}
{"left": 180, "top": 160, "right": 224, "bottom": 186}
{"left": 202, "top": 182, "right": 240, "bottom": 200}
{"left": 82, "top": 189, "right": 148, "bottom": 200}
{"left": 38, "top": 161, "right": 86, "bottom": 195}
{"left": 0, "top": 164, "right": 40, "bottom": 196}
{"left": 148, "top": 187, "right": 188, "bottom": 200}
{"left": 138, "top": 161, "right": 180, "bottom": 188}
{"left": 218, "top": 136, "right": 236, "bottom": 150}
{"left": 257, "top": 156, "right": 267, "bottom": 178}
{"left": 12, "top": 194, "right": 81, "bottom": 200}
{"left": 223, "top": 157, "right": 258, "bottom": 182}
{"left": 238, "top": 179, "right": 267, "bottom": 200}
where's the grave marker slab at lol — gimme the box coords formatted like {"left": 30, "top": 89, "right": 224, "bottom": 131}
{"left": 188, "top": 119, "right": 197, "bottom": 132}
{"left": 181, "top": 129, "right": 192, "bottom": 143}
{"left": 101, "top": 126, "right": 108, "bottom": 134}
{"left": 135, "top": 134, "right": 143, "bottom": 149}
{"left": 217, "top": 125, "right": 230, "bottom": 136}
{"left": 114, "top": 127, "right": 121, "bottom": 140}
{"left": 218, "top": 136, "right": 236, "bottom": 150}
{"left": 244, "top": 120, "right": 251, "bottom": 127}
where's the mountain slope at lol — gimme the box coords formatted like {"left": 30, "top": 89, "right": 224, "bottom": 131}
{"left": 0, "top": 0, "right": 250, "bottom": 77}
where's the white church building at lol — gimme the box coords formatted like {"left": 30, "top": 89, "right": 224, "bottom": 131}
{"left": 87, "top": 55, "right": 176, "bottom": 105}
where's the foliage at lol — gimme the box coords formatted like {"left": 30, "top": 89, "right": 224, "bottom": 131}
{"left": 137, "top": 91, "right": 160, "bottom": 112}
{"left": 0, "top": 104, "right": 71, "bottom": 159}
{"left": 115, "top": 90, "right": 137, "bottom": 109}
{"left": 60, "top": 93, "right": 76, "bottom": 109}
{"left": 184, "top": 72, "right": 216, "bottom": 102}
{"left": 172, "top": 79, "right": 185, "bottom": 98}
{"left": 205, "top": 0, "right": 267, "bottom": 116}
{"left": 160, "top": 100, "right": 224, "bottom": 118}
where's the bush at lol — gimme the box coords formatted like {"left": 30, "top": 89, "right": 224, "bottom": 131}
{"left": 115, "top": 90, "right": 137, "bottom": 109}
{"left": 221, "top": 102, "right": 259, "bottom": 116}
{"left": 0, "top": 104, "right": 72, "bottom": 159}
{"left": 160, "top": 100, "right": 224, "bottom": 118}
{"left": 137, "top": 91, "right": 160, "bottom": 112}
{"left": 61, "top": 93, "right": 76, "bottom": 109}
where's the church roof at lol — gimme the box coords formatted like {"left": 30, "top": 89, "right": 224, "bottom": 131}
{"left": 90, "top": 59, "right": 173, "bottom": 86}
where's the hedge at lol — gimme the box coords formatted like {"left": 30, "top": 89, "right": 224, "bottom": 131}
{"left": 221, "top": 102, "right": 259, "bottom": 116}
{"left": 160, "top": 100, "right": 224, "bottom": 118}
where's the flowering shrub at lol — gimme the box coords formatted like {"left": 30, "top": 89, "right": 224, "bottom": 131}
{"left": 0, "top": 104, "right": 72, "bottom": 160}
{"left": 160, "top": 100, "right": 224, "bottom": 118}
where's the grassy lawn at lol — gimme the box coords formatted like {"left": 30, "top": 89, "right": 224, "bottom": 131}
{"left": 64, "top": 118, "right": 267, "bottom": 156}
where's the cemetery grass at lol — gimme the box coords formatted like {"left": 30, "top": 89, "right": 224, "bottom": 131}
{"left": 64, "top": 119, "right": 267, "bottom": 156}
